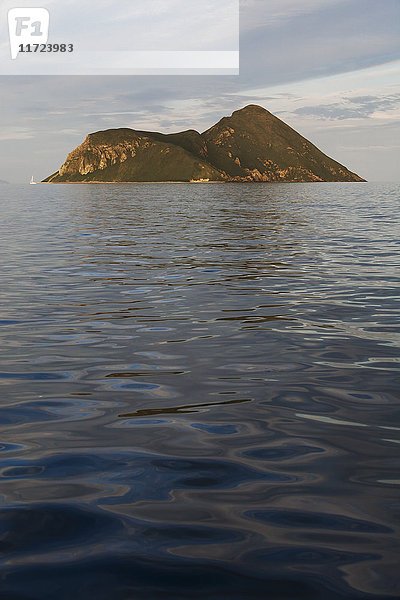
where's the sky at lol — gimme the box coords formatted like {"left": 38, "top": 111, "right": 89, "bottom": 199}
{"left": 0, "top": 0, "right": 399, "bottom": 183}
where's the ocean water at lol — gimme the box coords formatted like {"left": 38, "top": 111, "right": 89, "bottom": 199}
{"left": 0, "top": 182, "right": 399, "bottom": 600}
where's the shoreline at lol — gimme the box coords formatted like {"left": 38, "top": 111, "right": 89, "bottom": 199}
{"left": 37, "top": 179, "right": 367, "bottom": 185}
{"left": 38, "top": 180, "right": 227, "bottom": 185}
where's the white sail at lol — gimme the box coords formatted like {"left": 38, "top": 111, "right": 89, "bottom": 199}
{"left": 30, "top": 176, "right": 36, "bottom": 185}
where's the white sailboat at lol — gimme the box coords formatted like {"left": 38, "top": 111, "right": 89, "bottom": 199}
{"left": 30, "top": 175, "right": 37, "bottom": 185}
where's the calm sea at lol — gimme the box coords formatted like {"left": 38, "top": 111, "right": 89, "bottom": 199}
{"left": 0, "top": 182, "right": 399, "bottom": 600}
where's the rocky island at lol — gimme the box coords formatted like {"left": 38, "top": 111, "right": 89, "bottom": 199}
{"left": 43, "top": 105, "right": 365, "bottom": 183}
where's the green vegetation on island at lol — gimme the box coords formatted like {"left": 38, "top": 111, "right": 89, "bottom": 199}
{"left": 43, "top": 105, "right": 365, "bottom": 183}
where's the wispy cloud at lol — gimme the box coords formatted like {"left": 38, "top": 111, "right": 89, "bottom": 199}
{"left": 240, "top": 0, "right": 348, "bottom": 28}
{"left": 294, "top": 93, "right": 400, "bottom": 120}
{"left": 0, "top": 127, "right": 35, "bottom": 141}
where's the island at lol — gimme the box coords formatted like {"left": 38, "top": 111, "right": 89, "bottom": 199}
{"left": 43, "top": 105, "right": 365, "bottom": 183}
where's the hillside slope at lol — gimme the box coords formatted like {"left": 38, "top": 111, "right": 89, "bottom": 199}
{"left": 202, "top": 105, "right": 363, "bottom": 182}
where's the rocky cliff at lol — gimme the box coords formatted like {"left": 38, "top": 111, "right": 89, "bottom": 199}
{"left": 43, "top": 105, "right": 365, "bottom": 183}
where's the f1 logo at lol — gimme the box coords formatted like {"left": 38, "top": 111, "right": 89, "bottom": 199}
{"left": 8, "top": 8, "right": 50, "bottom": 59}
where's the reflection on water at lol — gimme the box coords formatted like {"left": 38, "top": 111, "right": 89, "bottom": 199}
{"left": 0, "top": 182, "right": 399, "bottom": 599}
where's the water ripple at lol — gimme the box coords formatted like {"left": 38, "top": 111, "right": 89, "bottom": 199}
{"left": 0, "top": 183, "right": 399, "bottom": 599}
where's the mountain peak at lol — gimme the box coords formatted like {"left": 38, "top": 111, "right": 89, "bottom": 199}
{"left": 233, "top": 104, "right": 271, "bottom": 115}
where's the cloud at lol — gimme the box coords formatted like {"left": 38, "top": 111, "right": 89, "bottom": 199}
{"left": 239, "top": 0, "right": 400, "bottom": 89}
{"left": 240, "top": 0, "right": 348, "bottom": 28}
{"left": 294, "top": 93, "right": 400, "bottom": 120}
{"left": 0, "top": 127, "right": 35, "bottom": 141}
{"left": 339, "top": 144, "right": 400, "bottom": 151}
